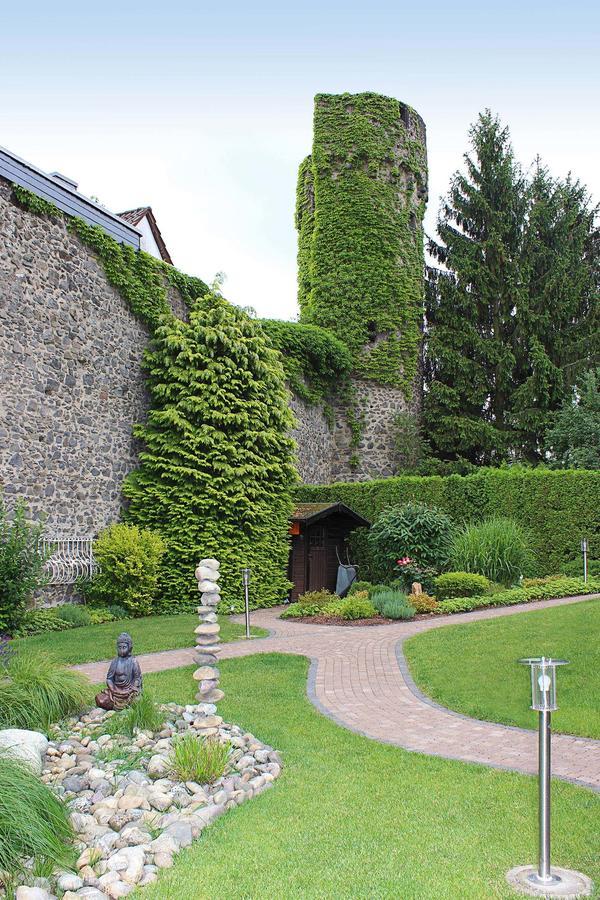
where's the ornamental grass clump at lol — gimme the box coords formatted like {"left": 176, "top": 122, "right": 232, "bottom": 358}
{"left": 0, "top": 650, "right": 89, "bottom": 732}
{"left": 371, "top": 590, "right": 415, "bottom": 620}
{"left": 169, "top": 733, "right": 230, "bottom": 784}
{"left": 0, "top": 756, "right": 76, "bottom": 886}
{"left": 106, "top": 692, "right": 164, "bottom": 737}
{"left": 450, "top": 517, "right": 535, "bottom": 586}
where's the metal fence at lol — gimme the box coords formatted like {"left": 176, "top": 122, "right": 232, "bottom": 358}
{"left": 41, "top": 536, "right": 97, "bottom": 585}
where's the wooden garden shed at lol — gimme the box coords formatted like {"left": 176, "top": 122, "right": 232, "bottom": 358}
{"left": 288, "top": 502, "right": 370, "bottom": 601}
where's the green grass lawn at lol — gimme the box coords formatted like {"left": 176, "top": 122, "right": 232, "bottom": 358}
{"left": 404, "top": 598, "right": 600, "bottom": 739}
{"left": 12, "top": 614, "right": 267, "bottom": 666}
{"left": 140, "top": 654, "right": 599, "bottom": 900}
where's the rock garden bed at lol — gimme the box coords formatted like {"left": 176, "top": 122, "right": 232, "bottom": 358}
{"left": 14, "top": 703, "right": 282, "bottom": 900}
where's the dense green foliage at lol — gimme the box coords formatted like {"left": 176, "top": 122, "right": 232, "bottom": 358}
{"left": 332, "top": 594, "right": 378, "bottom": 620}
{"left": 56, "top": 604, "right": 92, "bottom": 627}
{"left": 433, "top": 576, "right": 599, "bottom": 615}
{"left": 545, "top": 369, "right": 600, "bottom": 469}
{"left": 434, "top": 572, "right": 491, "bottom": 600}
{"left": 143, "top": 656, "right": 600, "bottom": 899}
{"left": 169, "top": 733, "right": 230, "bottom": 783}
{"left": 425, "top": 113, "right": 599, "bottom": 465}
{"left": 14, "top": 604, "right": 127, "bottom": 637}
{"left": 449, "top": 517, "right": 534, "bottom": 585}
{"left": 124, "top": 290, "right": 297, "bottom": 612}
{"left": 405, "top": 598, "right": 600, "bottom": 738}
{"left": 297, "top": 467, "right": 600, "bottom": 576}
{"left": 297, "top": 92, "right": 427, "bottom": 393}
{"left": 84, "top": 524, "right": 166, "bottom": 616}
{"left": 367, "top": 501, "right": 454, "bottom": 582}
{"left": 0, "top": 498, "right": 47, "bottom": 635}
{"left": 258, "top": 319, "right": 352, "bottom": 405}
{"left": 0, "top": 756, "right": 76, "bottom": 886}
{"left": 0, "top": 651, "right": 89, "bottom": 731}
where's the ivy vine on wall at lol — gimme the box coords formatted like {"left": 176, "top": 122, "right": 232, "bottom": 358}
{"left": 296, "top": 92, "right": 428, "bottom": 398}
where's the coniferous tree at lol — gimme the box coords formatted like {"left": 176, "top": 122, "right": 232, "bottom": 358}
{"left": 425, "top": 114, "right": 599, "bottom": 464}
{"left": 545, "top": 369, "right": 600, "bottom": 469}
{"left": 123, "top": 288, "right": 297, "bottom": 612}
{"left": 424, "top": 111, "right": 527, "bottom": 463}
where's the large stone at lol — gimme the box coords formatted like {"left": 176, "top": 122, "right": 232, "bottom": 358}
{"left": 192, "top": 666, "right": 219, "bottom": 681}
{"left": 198, "top": 558, "right": 220, "bottom": 570}
{"left": 15, "top": 889, "right": 53, "bottom": 900}
{"left": 57, "top": 873, "right": 84, "bottom": 892}
{"left": 107, "top": 847, "right": 145, "bottom": 885}
{"left": 199, "top": 592, "right": 221, "bottom": 606}
{"left": 195, "top": 688, "right": 224, "bottom": 703}
{"left": 0, "top": 729, "right": 48, "bottom": 775}
{"left": 194, "top": 623, "right": 220, "bottom": 636}
{"left": 195, "top": 565, "right": 220, "bottom": 582}
{"left": 197, "top": 580, "right": 220, "bottom": 593}
{"left": 147, "top": 754, "right": 170, "bottom": 778}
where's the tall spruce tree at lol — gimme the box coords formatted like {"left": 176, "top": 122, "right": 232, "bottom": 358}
{"left": 123, "top": 289, "right": 297, "bottom": 612}
{"left": 424, "top": 111, "right": 527, "bottom": 464}
{"left": 425, "top": 112, "right": 599, "bottom": 464}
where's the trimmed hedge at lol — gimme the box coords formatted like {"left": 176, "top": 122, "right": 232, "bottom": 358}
{"left": 297, "top": 468, "right": 600, "bottom": 576}
{"left": 433, "top": 577, "right": 600, "bottom": 615}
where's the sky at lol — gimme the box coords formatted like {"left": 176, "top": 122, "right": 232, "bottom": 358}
{"left": 2, "top": 0, "right": 598, "bottom": 320}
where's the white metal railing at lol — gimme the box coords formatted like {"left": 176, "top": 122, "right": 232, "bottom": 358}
{"left": 41, "top": 536, "right": 97, "bottom": 585}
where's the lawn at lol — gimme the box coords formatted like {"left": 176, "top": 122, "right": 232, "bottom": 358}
{"left": 404, "top": 598, "right": 600, "bottom": 739}
{"left": 140, "top": 654, "right": 599, "bottom": 900}
{"left": 12, "top": 614, "right": 267, "bottom": 666}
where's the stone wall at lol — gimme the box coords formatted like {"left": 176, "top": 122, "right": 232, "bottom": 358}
{"left": 289, "top": 394, "right": 335, "bottom": 484}
{"left": 0, "top": 176, "right": 185, "bottom": 533}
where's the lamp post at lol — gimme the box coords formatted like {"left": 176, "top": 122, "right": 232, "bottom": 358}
{"left": 242, "top": 567, "right": 251, "bottom": 639}
{"left": 507, "top": 659, "right": 592, "bottom": 897}
{"left": 581, "top": 539, "right": 588, "bottom": 583}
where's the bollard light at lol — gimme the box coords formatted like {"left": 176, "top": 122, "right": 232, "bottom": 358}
{"left": 241, "top": 567, "right": 251, "bottom": 639}
{"left": 523, "top": 656, "right": 566, "bottom": 712}
{"left": 581, "top": 539, "right": 589, "bottom": 583}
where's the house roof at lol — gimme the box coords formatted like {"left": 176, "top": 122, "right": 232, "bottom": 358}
{"left": 118, "top": 206, "right": 173, "bottom": 264}
{"left": 291, "top": 502, "right": 370, "bottom": 527}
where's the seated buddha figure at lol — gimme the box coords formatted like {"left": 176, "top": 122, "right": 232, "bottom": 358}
{"left": 95, "top": 632, "right": 142, "bottom": 711}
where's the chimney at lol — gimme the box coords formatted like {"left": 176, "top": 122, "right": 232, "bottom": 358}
{"left": 49, "top": 171, "right": 78, "bottom": 191}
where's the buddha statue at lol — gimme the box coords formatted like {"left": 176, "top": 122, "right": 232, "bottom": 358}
{"left": 95, "top": 632, "right": 142, "bottom": 711}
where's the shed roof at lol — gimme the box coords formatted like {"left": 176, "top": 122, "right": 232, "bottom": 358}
{"left": 291, "top": 502, "right": 370, "bottom": 527}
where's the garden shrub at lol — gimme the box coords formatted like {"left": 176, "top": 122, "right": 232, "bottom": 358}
{"left": 347, "top": 580, "right": 373, "bottom": 596}
{"left": 450, "top": 517, "right": 535, "bottom": 586}
{"left": 56, "top": 604, "right": 92, "bottom": 627}
{"left": 333, "top": 595, "right": 378, "bottom": 620}
{"left": 0, "top": 651, "right": 89, "bottom": 731}
{"left": 0, "top": 756, "right": 76, "bottom": 886}
{"left": 434, "top": 572, "right": 491, "bottom": 600}
{"left": 169, "top": 733, "right": 230, "bottom": 784}
{"left": 84, "top": 524, "right": 166, "bottom": 617}
{"left": 371, "top": 589, "right": 415, "bottom": 620}
{"left": 13, "top": 609, "right": 74, "bottom": 637}
{"left": 0, "top": 498, "right": 47, "bottom": 635}
{"left": 369, "top": 584, "right": 392, "bottom": 596}
{"left": 88, "top": 609, "right": 117, "bottom": 625}
{"left": 407, "top": 592, "right": 439, "bottom": 613}
{"left": 124, "top": 290, "right": 297, "bottom": 613}
{"left": 433, "top": 576, "right": 600, "bottom": 615}
{"left": 297, "top": 467, "right": 600, "bottom": 577}
{"left": 560, "top": 558, "right": 600, "bottom": 579}
{"left": 367, "top": 501, "right": 454, "bottom": 583}
{"left": 297, "top": 590, "right": 338, "bottom": 610}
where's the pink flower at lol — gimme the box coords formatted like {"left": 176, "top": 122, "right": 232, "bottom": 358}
{"left": 396, "top": 557, "right": 412, "bottom": 566}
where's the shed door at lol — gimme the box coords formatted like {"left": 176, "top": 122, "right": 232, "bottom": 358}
{"left": 307, "top": 526, "right": 328, "bottom": 592}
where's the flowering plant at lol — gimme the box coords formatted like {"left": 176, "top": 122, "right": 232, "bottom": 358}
{"left": 394, "top": 558, "right": 437, "bottom": 593}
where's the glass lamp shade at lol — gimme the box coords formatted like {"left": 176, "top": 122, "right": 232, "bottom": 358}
{"left": 519, "top": 657, "right": 569, "bottom": 711}
{"left": 242, "top": 568, "right": 251, "bottom": 586}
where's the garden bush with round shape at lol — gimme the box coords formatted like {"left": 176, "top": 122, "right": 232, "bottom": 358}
{"left": 450, "top": 517, "right": 535, "bottom": 586}
{"left": 297, "top": 590, "right": 338, "bottom": 610}
{"left": 0, "top": 756, "right": 76, "bottom": 887}
{"left": 83, "top": 524, "right": 166, "bottom": 617}
{"left": 367, "top": 502, "right": 454, "bottom": 583}
{"left": 333, "top": 595, "right": 378, "bottom": 620}
{"left": 0, "top": 651, "right": 89, "bottom": 732}
{"left": 347, "top": 580, "right": 373, "bottom": 596}
{"left": 434, "top": 572, "right": 491, "bottom": 601}
{"left": 407, "top": 593, "right": 439, "bottom": 613}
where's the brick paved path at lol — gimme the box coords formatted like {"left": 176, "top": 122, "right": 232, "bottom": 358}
{"left": 75, "top": 594, "right": 600, "bottom": 791}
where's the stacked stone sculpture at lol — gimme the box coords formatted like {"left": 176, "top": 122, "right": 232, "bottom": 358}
{"left": 193, "top": 558, "right": 224, "bottom": 719}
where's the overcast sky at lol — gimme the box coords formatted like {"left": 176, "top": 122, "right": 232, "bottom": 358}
{"left": 2, "top": 0, "right": 598, "bottom": 320}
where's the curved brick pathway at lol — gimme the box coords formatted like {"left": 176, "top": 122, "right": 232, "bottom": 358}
{"left": 75, "top": 594, "right": 600, "bottom": 791}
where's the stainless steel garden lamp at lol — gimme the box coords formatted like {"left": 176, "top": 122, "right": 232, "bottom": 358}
{"left": 242, "top": 567, "right": 251, "bottom": 639}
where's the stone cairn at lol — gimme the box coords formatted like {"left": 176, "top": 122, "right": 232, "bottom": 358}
{"left": 193, "top": 558, "right": 224, "bottom": 729}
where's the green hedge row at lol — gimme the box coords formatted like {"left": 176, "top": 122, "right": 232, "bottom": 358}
{"left": 296, "top": 468, "right": 600, "bottom": 575}
{"left": 434, "top": 577, "right": 600, "bottom": 615}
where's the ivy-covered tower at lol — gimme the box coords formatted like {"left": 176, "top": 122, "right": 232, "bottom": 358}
{"left": 296, "top": 92, "right": 428, "bottom": 480}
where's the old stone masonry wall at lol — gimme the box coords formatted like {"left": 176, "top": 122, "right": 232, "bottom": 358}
{"left": 0, "top": 177, "right": 176, "bottom": 532}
